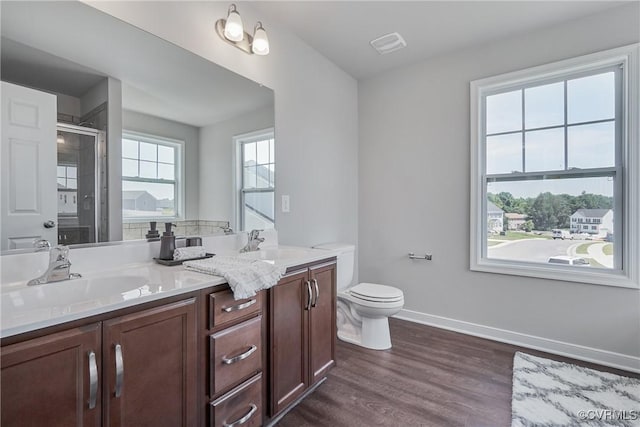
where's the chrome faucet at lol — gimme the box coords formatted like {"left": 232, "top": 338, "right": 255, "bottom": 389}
{"left": 27, "top": 245, "right": 82, "bottom": 286}
{"left": 240, "top": 229, "right": 265, "bottom": 253}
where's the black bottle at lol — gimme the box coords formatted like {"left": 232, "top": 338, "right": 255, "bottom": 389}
{"left": 159, "top": 223, "right": 176, "bottom": 260}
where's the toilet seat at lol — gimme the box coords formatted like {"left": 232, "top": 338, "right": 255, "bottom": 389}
{"left": 349, "top": 283, "right": 404, "bottom": 303}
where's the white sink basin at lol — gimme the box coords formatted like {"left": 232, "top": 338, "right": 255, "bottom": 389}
{"left": 238, "top": 248, "right": 313, "bottom": 261}
{"left": 2, "top": 275, "right": 150, "bottom": 310}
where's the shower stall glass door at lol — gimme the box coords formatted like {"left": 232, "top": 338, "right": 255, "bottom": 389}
{"left": 56, "top": 123, "right": 104, "bottom": 246}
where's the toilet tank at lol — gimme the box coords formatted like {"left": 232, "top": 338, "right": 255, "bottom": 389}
{"left": 312, "top": 243, "right": 355, "bottom": 291}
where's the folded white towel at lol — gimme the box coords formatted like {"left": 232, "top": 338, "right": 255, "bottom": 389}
{"left": 173, "top": 246, "right": 207, "bottom": 261}
{"left": 183, "top": 256, "right": 286, "bottom": 300}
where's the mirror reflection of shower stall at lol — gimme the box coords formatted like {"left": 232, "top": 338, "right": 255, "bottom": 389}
{"left": 56, "top": 123, "right": 105, "bottom": 245}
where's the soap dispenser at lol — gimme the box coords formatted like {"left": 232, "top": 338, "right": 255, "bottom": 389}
{"left": 159, "top": 223, "right": 177, "bottom": 260}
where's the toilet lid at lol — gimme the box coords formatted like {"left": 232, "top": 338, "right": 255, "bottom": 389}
{"left": 349, "top": 283, "right": 404, "bottom": 303}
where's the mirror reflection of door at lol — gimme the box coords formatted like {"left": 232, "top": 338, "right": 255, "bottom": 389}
{"left": 56, "top": 124, "right": 102, "bottom": 246}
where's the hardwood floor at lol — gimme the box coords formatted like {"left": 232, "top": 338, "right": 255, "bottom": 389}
{"left": 276, "top": 318, "right": 639, "bottom": 427}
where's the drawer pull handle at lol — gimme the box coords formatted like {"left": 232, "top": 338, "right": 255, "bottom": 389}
{"left": 115, "top": 344, "right": 124, "bottom": 398}
{"left": 311, "top": 278, "right": 319, "bottom": 307}
{"left": 222, "top": 299, "right": 256, "bottom": 313}
{"left": 223, "top": 403, "right": 257, "bottom": 427}
{"left": 88, "top": 351, "right": 98, "bottom": 409}
{"left": 305, "top": 280, "right": 312, "bottom": 310}
{"left": 222, "top": 345, "right": 257, "bottom": 365}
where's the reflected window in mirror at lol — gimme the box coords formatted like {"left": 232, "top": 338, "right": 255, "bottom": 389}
{"left": 122, "top": 132, "right": 184, "bottom": 220}
{"left": 236, "top": 129, "right": 275, "bottom": 231}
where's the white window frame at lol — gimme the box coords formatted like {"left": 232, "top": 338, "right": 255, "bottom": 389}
{"left": 470, "top": 44, "right": 639, "bottom": 289}
{"left": 232, "top": 128, "right": 275, "bottom": 231}
{"left": 121, "top": 130, "right": 185, "bottom": 221}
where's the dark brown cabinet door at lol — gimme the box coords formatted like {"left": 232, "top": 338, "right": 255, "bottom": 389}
{"left": 269, "top": 271, "right": 309, "bottom": 415}
{"left": 309, "top": 263, "right": 337, "bottom": 385}
{"left": 103, "top": 298, "right": 197, "bottom": 427}
{"left": 1, "top": 323, "right": 102, "bottom": 427}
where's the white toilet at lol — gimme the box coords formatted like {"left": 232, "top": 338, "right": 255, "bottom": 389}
{"left": 313, "top": 243, "right": 404, "bottom": 350}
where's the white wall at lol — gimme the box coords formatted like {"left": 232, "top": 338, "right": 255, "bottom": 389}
{"left": 85, "top": 1, "right": 359, "bottom": 259}
{"left": 359, "top": 3, "right": 640, "bottom": 367}
{"left": 199, "top": 106, "right": 274, "bottom": 227}
{"left": 122, "top": 109, "right": 200, "bottom": 221}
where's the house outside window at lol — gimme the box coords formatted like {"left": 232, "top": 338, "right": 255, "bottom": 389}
{"left": 235, "top": 129, "right": 275, "bottom": 231}
{"left": 121, "top": 132, "right": 184, "bottom": 220}
{"left": 470, "top": 45, "right": 639, "bottom": 288}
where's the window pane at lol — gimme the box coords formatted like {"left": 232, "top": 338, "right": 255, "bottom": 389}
{"left": 122, "top": 159, "right": 138, "bottom": 177}
{"left": 486, "top": 133, "right": 522, "bottom": 174}
{"left": 257, "top": 140, "right": 269, "bottom": 165}
{"left": 158, "top": 163, "right": 175, "bottom": 180}
{"left": 256, "top": 164, "right": 270, "bottom": 188}
{"left": 486, "top": 176, "right": 614, "bottom": 268}
{"left": 567, "top": 72, "right": 615, "bottom": 124}
{"left": 66, "top": 178, "right": 77, "bottom": 190}
{"left": 269, "top": 164, "right": 275, "bottom": 187}
{"left": 524, "top": 82, "right": 564, "bottom": 129}
{"left": 122, "top": 138, "right": 139, "bottom": 159}
{"left": 57, "top": 166, "right": 66, "bottom": 178}
{"left": 139, "top": 160, "right": 157, "bottom": 179}
{"left": 123, "top": 180, "right": 175, "bottom": 217}
{"left": 57, "top": 177, "right": 65, "bottom": 187}
{"left": 269, "top": 139, "right": 275, "bottom": 164}
{"left": 158, "top": 145, "right": 174, "bottom": 164}
{"left": 568, "top": 122, "right": 615, "bottom": 169}
{"left": 243, "top": 166, "right": 256, "bottom": 189}
{"left": 525, "top": 128, "right": 564, "bottom": 172}
{"left": 243, "top": 142, "right": 256, "bottom": 167}
{"left": 139, "top": 142, "right": 157, "bottom": 161}
{"left": 244, "top": 191, "right": 274, "bottom": 230}
{"left": 486, "top": 90, "right": 522, "bottom": 134}
{"left": 67, "top": 166, "right": 77, "bottom": 179}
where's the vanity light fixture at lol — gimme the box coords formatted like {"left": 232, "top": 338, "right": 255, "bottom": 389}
{"left": 216, "top": 4, "right": 270, "bottom": 56}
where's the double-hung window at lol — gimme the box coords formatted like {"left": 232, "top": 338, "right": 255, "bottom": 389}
{"left": 121, "top": 132, "right": 183, "bottom": 220}
{"left": 470, "top": 45, "right": 639, "bottom": 288}
{"left": 236, "top": 130, "right": 275, "bottom": 231}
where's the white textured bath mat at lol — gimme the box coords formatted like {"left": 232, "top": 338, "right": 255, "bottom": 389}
{"left": 511, "top": 352, "right": 640, "bottom": 427}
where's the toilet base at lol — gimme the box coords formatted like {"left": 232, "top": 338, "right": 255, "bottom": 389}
{"left": 338, "top": 317, "right": 392, "bottom": 350}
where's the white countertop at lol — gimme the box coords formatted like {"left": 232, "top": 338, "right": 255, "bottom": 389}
{"left": 0, "top": 246, "right": 336, "bottom": 339}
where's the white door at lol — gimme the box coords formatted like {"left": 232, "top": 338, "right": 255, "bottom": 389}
{"left": 1, "top": 81, "right": 58, "bottom": 250}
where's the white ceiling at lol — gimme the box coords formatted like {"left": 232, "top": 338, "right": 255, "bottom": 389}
{"left": 251, "top": 1, "right": 629, "bottom": 79}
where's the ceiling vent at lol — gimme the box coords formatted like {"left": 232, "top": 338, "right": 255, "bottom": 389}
{"left": 369, "top": 32, "right": 407, "bottom": 55}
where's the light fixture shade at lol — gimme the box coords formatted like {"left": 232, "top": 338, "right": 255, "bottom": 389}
{"left": 252, "top": 22, "right": 269, "bottom": 55}
{"left": 57, "top": 133, "right": 65, "bottom": 144}
{"left": 224, "top": 4, "right": 244, "bottom": 42}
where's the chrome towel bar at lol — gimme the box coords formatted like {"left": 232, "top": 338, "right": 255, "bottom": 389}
{"left": 408, "top": 252, "right": 432, "bottom": 260}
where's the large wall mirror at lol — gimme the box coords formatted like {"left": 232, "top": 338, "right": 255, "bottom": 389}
{"left": 0, "top": 1, "right": 275, "bottom": 253}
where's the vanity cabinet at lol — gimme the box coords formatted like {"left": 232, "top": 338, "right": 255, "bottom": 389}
{"left": 1, "top": 298, "right": 197, "bottom": 427}
{"left": 102, "top": 298, "right": 197, "bottom": 427}
{"left": 269, "top": 261, "right": 336, "bottom": 416}
{"left": 201, "top": 288, "right": 265, "bottom": 427}
{"left": 1, "top": 323, "right": 102, "bottom": 427}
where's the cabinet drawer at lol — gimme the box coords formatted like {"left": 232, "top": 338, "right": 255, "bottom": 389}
{"left": 209, "top": 374, "right": 262, "bottom": 427}
{"left": 210, "top": 316, "right": 262, "bottom": 397}
{"left": 209, "top": 290, "right": 262, "bottom": 330}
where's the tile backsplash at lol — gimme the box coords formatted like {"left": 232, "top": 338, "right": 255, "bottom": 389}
{"left": 122, "top": 220, "right": 230, "bottom": 241}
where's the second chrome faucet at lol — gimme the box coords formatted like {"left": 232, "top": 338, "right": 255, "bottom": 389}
{"left": 27, "top": 245, "right": 82, "bottom": 286}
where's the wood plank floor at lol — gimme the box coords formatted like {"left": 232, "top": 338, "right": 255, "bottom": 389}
{"left": 277, "top": 318, "right": 639, "bottom": 427}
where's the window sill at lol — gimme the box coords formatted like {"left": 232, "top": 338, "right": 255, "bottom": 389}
{"left": 471, "top": 259, "right": 639, "bottom": 289}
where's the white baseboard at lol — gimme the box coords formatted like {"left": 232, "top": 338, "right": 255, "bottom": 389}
{"left": 394, "top": 309, "right": 640, "bottom": 374}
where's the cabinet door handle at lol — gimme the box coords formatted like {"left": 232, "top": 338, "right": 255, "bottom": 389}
{"left": 88, "top": 351, "right": 98, "bottom": 409}
{"left": 223, "top": 403, "right": 257, "bottom": 427}
{"left": 312, "top": 278, "right": 319, "bottom": 308}
{"left": 305, "top": 280, "right": 312, "bottom": 310}
{"left": 222, "top": 299, "right": 256, "bottom": 313}
{"left": 114, "top": 344, "right": 124, "bottom": 398}
{"left": 222, "top": 345, "right": 257, "bottom": 365}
